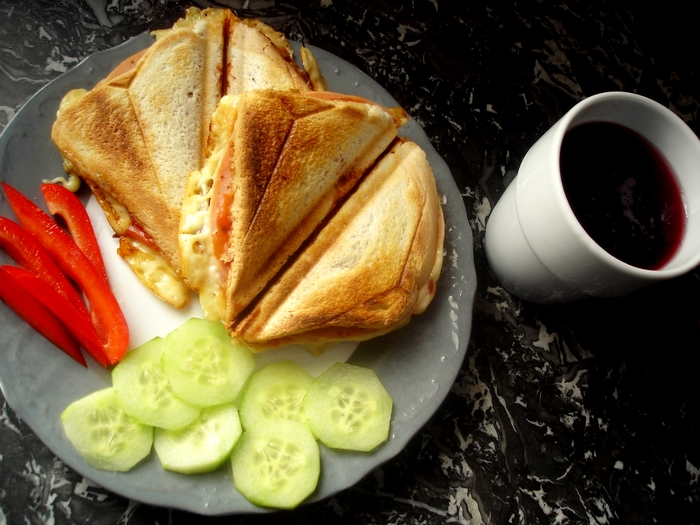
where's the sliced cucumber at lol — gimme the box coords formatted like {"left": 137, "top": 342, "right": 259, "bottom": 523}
{"left": 303, "top": 362, "right": 393, "bottom": 452}
{"left": 154, "top": 403, "right": 242, "bottom": 474}
{"left": 112, "top": 336, "right": 201, "bottom": 429}
{"left": 230, "top": 419, "right": 320, "bottom": 509}
{"left": 239, "top": 361, "right": 313, "bottom": 430}
{"left": 161, "top": 318, "right": 255, "bottom": 407}
{"left": 60, "top": 387, "right": 153, "bottom": 472}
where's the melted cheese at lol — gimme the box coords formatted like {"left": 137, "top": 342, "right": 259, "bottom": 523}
{"left": 177, "top": 94, "right": 240, "bottom": 321}
{"left": 204, "top": 94, "right": 238, "bottom": 157}
{"left": 117, "top": 236, "right": 190, "bottom": 309}
{"left": 85, "top": 182, "right": 132, "bottom": 236}
{"left": 179, "top": 144, "right": 228, "bottom": 321}
{"left": 300, "top": 47, "right": 328, "bottom": 92}
{"left": 56, "top": 88, "right": 88, "bottom": 118}
{"left": 42, "top": 173, "right": 81, "bottom": 193}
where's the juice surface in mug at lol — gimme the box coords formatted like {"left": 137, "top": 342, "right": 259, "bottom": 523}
{"left": 560, "top": 121, "right": 685, "bottom": 270}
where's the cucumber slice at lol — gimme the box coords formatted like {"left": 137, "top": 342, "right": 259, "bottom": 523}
{"left": 239, "top": 361, "right": 313, "bottom": 430}
{"left": 154, "top": 403, "right": 242, "bottom": 474}
{"left": 161, "top": 318, "right": 255, "bottom": 407}
{"left": 112, "top": 337, "right": 201, "bottom": 429}
{"left": 303, "top": 362, "right": 393, "bottom": 452}
{"left": 230, "top": 419, "right": 320, "bottom": 509}
{"left": 60, "top": 388, "right": 153, "bottom": 472}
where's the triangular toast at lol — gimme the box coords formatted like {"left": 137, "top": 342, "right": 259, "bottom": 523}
{"left": 230, "top": 139, "right": 444, "bottom": 353}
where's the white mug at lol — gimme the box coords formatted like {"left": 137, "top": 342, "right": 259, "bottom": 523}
{"left": 485, "top": 92, "right": 700, "bottom": 304}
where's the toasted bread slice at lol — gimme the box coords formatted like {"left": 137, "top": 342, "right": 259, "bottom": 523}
{"left": 180, "top": 90, "right": 408, "bottom": 323}
{"left": 231, "top": 139, "right": 444, "bottom": 353}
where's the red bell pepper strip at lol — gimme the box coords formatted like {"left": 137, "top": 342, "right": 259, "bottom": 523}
{"left": 0, "top": 216, "right": 91, "bottom": 321}
{"left": 0, "top": 266, "right": 86, "bottom": 367}
{"left": 40, "top": 183, "right": 109, "bottom": 284}
{"left": 2, "top": 265, "right": 108, "bottom": 367}
{"left": 2, "top": 182, "right": 129, "bottom": 365}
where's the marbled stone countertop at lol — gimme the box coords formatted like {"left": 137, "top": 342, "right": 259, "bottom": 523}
{"left": 1, "top": 0, "right": 699, "bottom": 523}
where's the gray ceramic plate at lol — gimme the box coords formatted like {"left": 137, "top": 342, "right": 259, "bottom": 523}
{"left": 0, "top": 33, "right": 476, "bottom": 515}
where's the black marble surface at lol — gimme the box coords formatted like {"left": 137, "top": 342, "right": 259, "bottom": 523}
{"left": 1, "top": 0, "right": 699, "bottom": 523}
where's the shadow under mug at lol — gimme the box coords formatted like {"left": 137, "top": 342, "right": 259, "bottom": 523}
{"left": 485, "top": 91, "right": 700, "bottom": 304}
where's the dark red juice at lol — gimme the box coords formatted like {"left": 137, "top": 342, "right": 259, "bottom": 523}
{"left": 560, "top": 121, "right": 685, "bottom": 270}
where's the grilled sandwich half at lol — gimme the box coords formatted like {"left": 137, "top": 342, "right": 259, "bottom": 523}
{"left": 51, "top": 7, "right": 321, "bottom": 308}
{"left": 179, "top": 91, "right": 442, "bottom": 353}
{"left": 232, "top": 138, "right": 444, "bottom": 353}
{"left": 179, "top": 90, "right": 409, "bottom": 324}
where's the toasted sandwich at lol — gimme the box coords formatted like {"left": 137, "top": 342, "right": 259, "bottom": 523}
{"left": 179, "top": 90, "right": 410, "bottom": 325}
{"left": 51, "top": 8, "right": 320, "bottom": 308}
{"left": 230, "top": 139, "right": 444, "bottom": 353}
